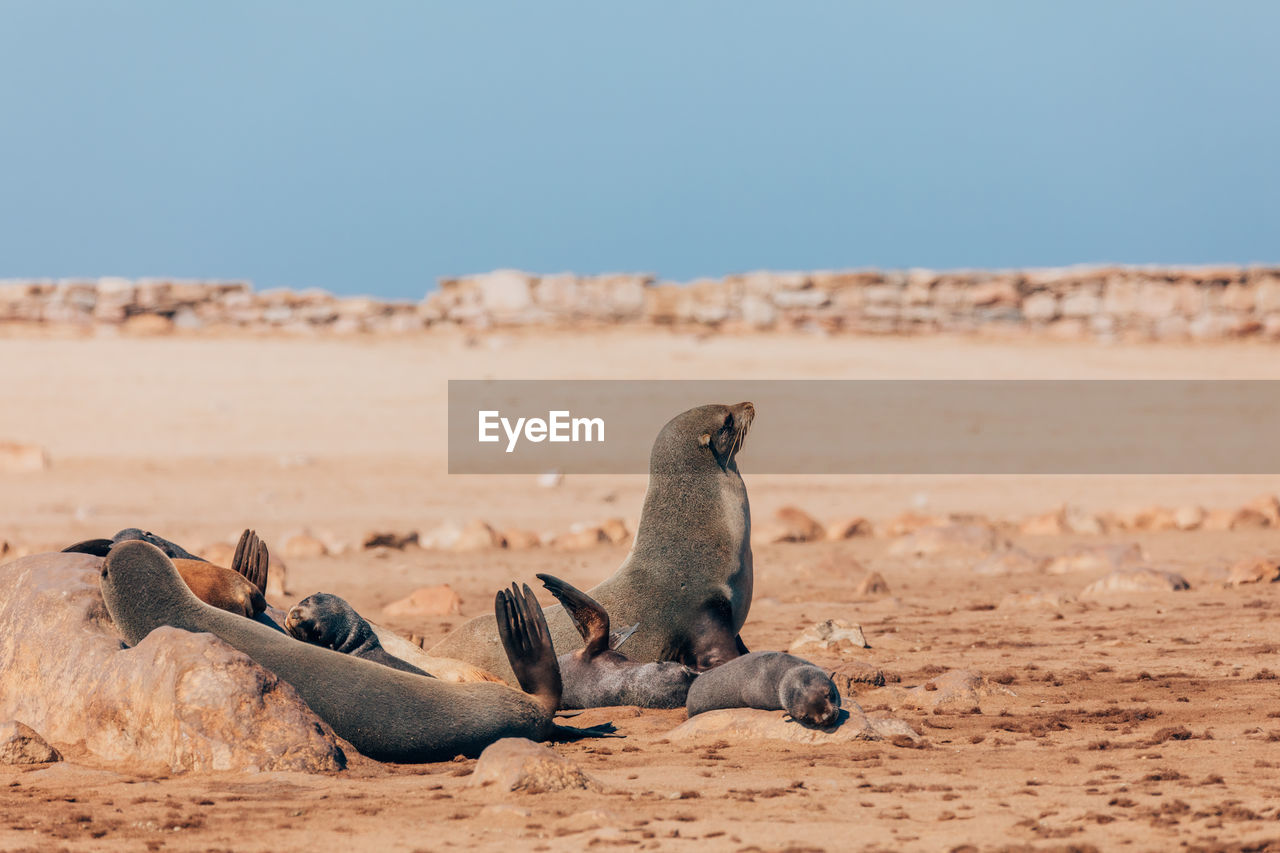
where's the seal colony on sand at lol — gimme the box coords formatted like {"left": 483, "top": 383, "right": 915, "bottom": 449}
{"left": 66, "top": 528, "right": 269, "bottom": 620}
{"left": 537, "top": 573, "right": 698, "bottom": 709}
{"left": 285, "top": 592, "right": 429, "bottom": 676}
{"left": 685, "top": 651, "right": 842, "bottom": 728}
{"left": 431, "top": 402, "right": 757, "bottom": 681}
{"left": 99, "top": 541, "right": 579, "bottom": 762}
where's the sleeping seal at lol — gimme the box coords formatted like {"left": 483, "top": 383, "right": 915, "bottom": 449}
{"left": 537, "top": 573, "right": 698, "bottom": 709}
{"left": 685, "top": 651, "right": 841, "bottom": 728}
{"left": 431, "top": 402, "right": 756, "bottom": 680}
{"left": 99, "top": 541, "right": 570, "bottom": 762}
{"left": 285, "top": 592, "right": 430, "bottom": 676}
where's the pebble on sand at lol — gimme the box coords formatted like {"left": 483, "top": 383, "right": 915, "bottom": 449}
{"left": 470, "top": 738, "right": 601, "bottom": 794}
{"left": 790, "top": 619, "right": 870, "bottom": 657}
{"left": 0, "top": 720, "right": 61, "bottom": 765}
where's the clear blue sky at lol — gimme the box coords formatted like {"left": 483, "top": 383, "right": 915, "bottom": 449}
{"left": 2, "top": 1, "right": 1277, "bottom": 298}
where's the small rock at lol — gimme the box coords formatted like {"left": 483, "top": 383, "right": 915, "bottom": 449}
{"left": 1080, "top": 567, "right": 1190, "bottom": 598}
{"left": 453, "top": 520, "right": 505, "bottom": 552}
{"left": 501, "top": 529, "right": 542, "bottom": 550}
{"left": 1046, "top": 543, "right": 1144, "bottom": 575}
{"left": 363, "top": 530, "right": 420, "bottom": 550}
{"left": 1062, "top": 506, "right": 1106, "bottom": 535}
{"left": 281, "top": 532, "right": 329, "bottom": 559}
{"left": 470, "top": 738, "right": 600, "bottom": 794}
{"left": 770, "top": 506, "right": 826, "bottom": 543}
{"left": 1227, "top": 557, "right": 1280, "bottom": 586}
{"left": 998, "top": 592, "right": 1074, "bottom": 610}
{"left": 383, "top": 585, "right": 463, "bottom": 618}
{"left": 1019, "top": 509, "right": 1066, "bottom": 536}
{"left": 418, "top": 523, "right": 462, "bottom": 550}
{"left": 1243, "top": 494, "right": 1280, "bottom": 526}
{"left": 828, "top": 661, "right": 887, "bottom": 691}
{"left": 1201, "top": 508, "right": 1236, "bottom": 532}
{"left": 598, "top": 517, "right": 631, "bottom": 545}
{"left": 888, "top": 523, "right": 1001, "bottom": 558}
{"left": 1174, "top": 505, "right": 1206, "bottom": 530}
{"left": 0, "top": 721, "right": 61, "bottom": 765}
{"left": 972, "top": 547, "right": 1046, "bottom": 576}
{"left": 790, "top": 619, "right": 870, "bottom": 657}
{"left": 0, "top": 441, "right": 48, "bottom": 473}
{"left": 1231, "top": 507, "right": 1272, "bottom": 530}
{"left": 855, "top": 571, "right": 891, "bottom": 596}
{"left": 827, "top": 516, "right": 873, "bottom": 539}
{"left": 878, "top": 511, "right": 942, "bottom": 538}
{"left": 554, "top": 526, "right": 609, "bottom": 551}
{"left": 121, "top": 313, "right": 174, "bottom": 335}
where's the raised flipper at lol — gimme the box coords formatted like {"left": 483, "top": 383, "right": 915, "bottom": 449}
{"left": 495, "top": 583, "right": 562, "bottom": 713}
{"left": 535, "top": 573, "right": 609, "bottom": 657}
{"left": 62, "top": 538, "right": 114, "bottom": 557}
{"left": 230, "top": 528, "right": 269, "bottom": 594}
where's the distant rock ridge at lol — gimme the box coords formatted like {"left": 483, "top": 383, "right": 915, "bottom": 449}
{"left": 3, "top": 265, "right": 1280, "bottom": 339}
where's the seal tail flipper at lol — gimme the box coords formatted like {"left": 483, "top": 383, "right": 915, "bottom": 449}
{"left": 62, "top": 538, "right": 114, "bottom": 557}
{"left": 548, "top": 722, "right": 623, "bottom": 741}
{"left": 610, "top": 623, "right": 639, "bottom": 651}
{"left": 495, "top": 582, "right": 562, "bottom": 714}
{"left": 230, "top": 529, "right": 270, "bottom": 595}
{"left": 534, "top": 573, "right": 610, "bottom": 657}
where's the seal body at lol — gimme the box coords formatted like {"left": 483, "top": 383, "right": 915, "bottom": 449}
{"left": 685, "top": 651, "right": 841, "bottom": 728}
{"left": 99, "top": 541, "right": 562, "bottom": 763}
{"left": 286, "top": 592, "right": 429, "bottom": 676}
{"left": 538, "top": 573, "right": 698, "bottom": 709}
{"left": 431, "top": 402, "right": 756, "bottom": 681}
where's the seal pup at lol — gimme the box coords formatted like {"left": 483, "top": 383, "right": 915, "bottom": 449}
{"left": 537, "top": 573, "right": 698, "bottom": 709}
{"left": 66, "top": 529, "right": 268, "bottom": 619}
{"left": 685, "top": 651, "right": 841, "bottom": 728}
{"left": 99, "top": 541, "right": 575, "bottom": 762}
{"left": 431, "top": 402, "right": 756, "bottom": 680}
{"left": 285, "top": 592, "right": 430, "bottom": 677}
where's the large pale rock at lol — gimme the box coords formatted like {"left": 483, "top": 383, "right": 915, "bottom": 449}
{"left": 0, "top": 553, "right": 346, "bottom": 772}
{"left": 790, "top": 619, "right": 870, "bottom": 657}
{"left": 888, "top": 522, "right": 1001, "bottom": 558}
{"left": 0, "top": 441, "right": 48, "bottom": 472}
{"left": 281, "top": 532, "right": 329, "bottom": 559}
{"left": 1079, "top": 567, "right": 1190, "bottom": 598}
{"left": 453, "top": 520, "right": 506, "bottom": 552}
{"left": 553, "top": 525, "right": 609, "bottom": 551}
{"left": 1046, "top": 543, "right": 1144, "bottom": 575}
{"left": 668, "top": 706, "right": 919, "bottom": 745}
{"left": 382, "top": 585, "right": 463, "bottom": 618}
{"left": 470, "top": 738, "right": 600, "bottom": 793}
{"left": 0, "top": 721, "right": 61, "bottom": 765}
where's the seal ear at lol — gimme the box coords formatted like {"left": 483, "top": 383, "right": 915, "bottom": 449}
{"left": 698, "top": 433, "right": 711, "bottom": 447}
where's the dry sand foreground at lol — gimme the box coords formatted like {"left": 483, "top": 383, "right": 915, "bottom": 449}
{"left": 2, "top": 329, "right": 1280, "bottom": 853}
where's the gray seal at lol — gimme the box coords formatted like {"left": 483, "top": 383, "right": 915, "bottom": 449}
{"left": 537, "top": 573, "right": 697, "bottom": 709}
{"left": 431, "top": 402, "right": 756, "bottom": 679}
{"left": 685, "top": 651, "right": 841, "bottom": 728}
{"left": 285, "top": 592, "right": 430, "bottom": 677}
{"left": 99, "top": 541, "right": 570, "bottom": 762}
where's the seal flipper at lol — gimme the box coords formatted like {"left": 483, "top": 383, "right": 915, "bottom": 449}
{"left": 230, "top": 528, "right": 270, "bottom": 595}
{"left": 535, "top": 573, "right": 610, "bottom": 657}
{"left": 495, "top": 583, "right": 562, "bottom": 714}
{"left": 63, "top": 538, "right": 114, "bottom": 557}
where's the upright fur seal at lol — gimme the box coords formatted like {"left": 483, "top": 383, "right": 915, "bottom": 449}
{"left": 67, "top": 529, "right": 267, "bottom": 619}
{"left": 100, "top": 541, "right": 569, "bottom": 762}
{"left": 685, "top": 651, "right": 841, "bottom": 728}
{"left": 285, "top": 592, "right": 429, "bottom": 676}
{"left": 537, "top": 573, "right": 697, "bottom": 709}
{"left": 431, "top": 402, "right": 756, "bottom": 682}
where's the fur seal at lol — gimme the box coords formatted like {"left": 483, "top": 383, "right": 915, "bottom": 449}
{"left": 431, "top": 402, "right": 756, "bottom": 680}
{"left": 66, "top": 529, "right": 268, "bottom": 619}
{"left": 537, "top": 573, "right": 697, "bottom": 709}
{"left": 99, "top": 540, "right": 573, "bottom": 762}
{"left": 685, "top": 651, "right": 841, "bottom": 728}
{"left": 285, "top": 592, "right": 430, "bottom": 676}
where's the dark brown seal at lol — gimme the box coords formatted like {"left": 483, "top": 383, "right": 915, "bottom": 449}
{"left": 285, "top": 592, "right": 430, "bottom": 676}
{"left": 430, "top": 402, "right": 756, "bottom": 680}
